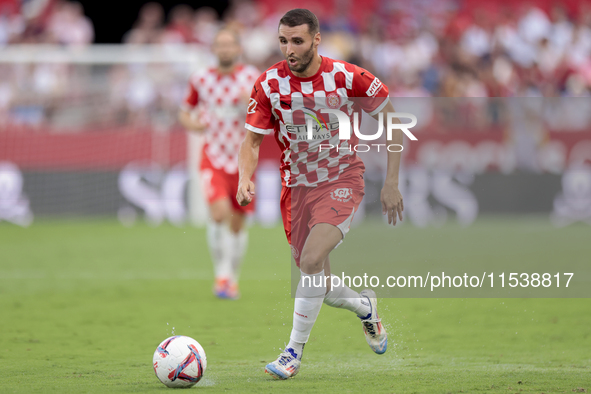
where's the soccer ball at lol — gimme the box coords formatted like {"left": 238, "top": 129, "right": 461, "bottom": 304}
{"left": 153, "top": 335, "right": 207, "bottom": 388}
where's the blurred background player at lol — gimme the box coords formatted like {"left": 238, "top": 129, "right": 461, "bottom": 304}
{"left": 179, "top": 28, "right": 259, "bottom": 299}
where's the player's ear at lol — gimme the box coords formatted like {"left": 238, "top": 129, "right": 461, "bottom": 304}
{"left": 314, "top": 32, "right": 321, "bottom": 48}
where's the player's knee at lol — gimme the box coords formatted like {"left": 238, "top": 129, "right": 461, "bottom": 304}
{"left": 299, "top": 250, "right": 326, "bottom": 274}
{"left": 209, "top": 204, "right": 229, "bottom": 223}
{"left": 229, "top": 216, "right": 245, "bottom": 233}
{"left": 210, "top": 211, "right": 225, "bottom": 223}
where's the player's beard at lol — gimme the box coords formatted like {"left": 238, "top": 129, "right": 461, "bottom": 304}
{"left": 288, "top": 43, "right": 315, "bottom": 74}
{"left": 219, "top": 58, "right": 235, "bottom": 68}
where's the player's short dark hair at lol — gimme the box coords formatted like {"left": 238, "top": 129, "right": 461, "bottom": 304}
{"left": 279, "top": 9, "right": 320, "bottom": 36}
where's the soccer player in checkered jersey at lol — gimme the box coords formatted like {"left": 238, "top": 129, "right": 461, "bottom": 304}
{"left": 179, "top": 29, "right": 259, "bottom": 299}
{"left": 236, "top": 9, "right": 404, "bottom": 379}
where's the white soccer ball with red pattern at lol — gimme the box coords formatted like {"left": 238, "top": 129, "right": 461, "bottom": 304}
{"left": 153, "top": 335, "right": 207, "bottom": 388}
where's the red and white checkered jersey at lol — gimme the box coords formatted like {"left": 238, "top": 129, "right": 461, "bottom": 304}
{"left": 183, "top": 64, "right": 259, "bottom": 174}
{"left": 245, "top": 56, "right": 390, "bottom": 187}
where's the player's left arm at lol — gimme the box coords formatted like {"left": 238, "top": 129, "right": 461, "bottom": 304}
{"left": 372, "top": 99, "right": 403, "bottom": 226}
{"left": 353, "top": 64, "right": 403, "bottom": 225}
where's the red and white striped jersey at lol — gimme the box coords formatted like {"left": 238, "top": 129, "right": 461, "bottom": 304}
{"left": 183, "top": 64, "right": 259, "bottom": 174}
{"left": 245, "top": 56, "right": 389, "bottom": 187}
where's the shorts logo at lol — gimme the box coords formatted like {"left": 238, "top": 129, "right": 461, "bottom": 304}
{"left": 330, "top": 188, "right": 353, "bottom": 202}
{"left": 326, "top": 92, "right": 341, "bottom": 109}
{"left": 290, "top": 244, "right": 300, "bottom": 259}
{"left": 366, "top": 77, "right": 383, "bottom": 97}
{"left": 247, "top": 98, "right": 257, "bottom": 114}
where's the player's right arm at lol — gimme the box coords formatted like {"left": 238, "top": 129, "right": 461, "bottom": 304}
{"left": 237, "top": 76, "right": 276, "bottom": 206}
{"left": 237, "top": 130, "right": 264, "bottom": 206}
{"left": 178, "top": 75, "right": 207, "bottom": 132}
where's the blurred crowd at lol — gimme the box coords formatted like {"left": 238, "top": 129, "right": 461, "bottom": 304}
{"left": 115, "top": 0, "right": 591, "bottom": 98}
{"left": 228, "top": 0, "right": 591, "bottom": 98}
{"left": 0, "top": 0, "right": 93, "bottom": 45}
{"left": 0, "top": 0, "right": 590, "bottom": 130}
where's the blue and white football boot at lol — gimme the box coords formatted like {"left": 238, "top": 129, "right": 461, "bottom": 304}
{"left": 265, "top": 348, "right": 301, "bottom": 379}
{"left": 360, "top": 289, "right": 388, "bottom": 354}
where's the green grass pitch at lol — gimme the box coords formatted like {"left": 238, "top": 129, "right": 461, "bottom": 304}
{"left": 0, "top": 218, "right": 589, "bottom": 393}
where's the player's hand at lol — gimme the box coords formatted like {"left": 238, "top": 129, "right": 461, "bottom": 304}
{"left": 190, "top": 109, "right": 208, "bottom": 132}
{"left": 179, "top": 108, "right": 207, "bottom": 132}
{"left": 240, "top": 90, "right": 251, "bottom": 105}
{"left": 237, "top": 180, "right": 255, "bottom": 206}
{"left": 380, "top": 183, "right": 403, "bottom": 226}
